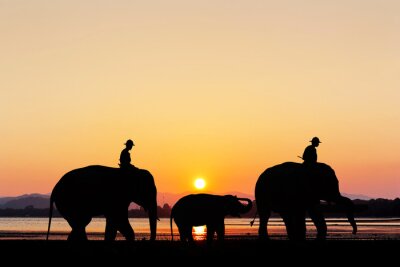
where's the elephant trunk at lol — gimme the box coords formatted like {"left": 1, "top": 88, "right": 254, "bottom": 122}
{"left": 238, "top": 198, "right": 253, "bottom": 214}
{"left": 335, "top": 196, "right": 357, "bottom": 235}
{"left": 347, "top": 212, "right": 357, "bottom": 235}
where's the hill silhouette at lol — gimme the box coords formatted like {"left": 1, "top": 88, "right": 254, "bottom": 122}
{"left": 0, "top": 196, "right": 49, "bottom": 209}
{"left": 0, "top": 191, "right": 379, "bottom": 215}
{"left": 0, "top": 191, "right": 254, "bottom": 209}
{"left": 1, "top": 197, "right": 399, "bottom": 218}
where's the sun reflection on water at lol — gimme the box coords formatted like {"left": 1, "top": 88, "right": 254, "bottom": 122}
{"left": 192, "top": 226, "right": 207, "bottom": 240}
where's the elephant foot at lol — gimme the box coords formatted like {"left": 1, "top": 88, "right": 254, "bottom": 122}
{"left": 125, "top": 235, "right": 135, "bottom": 242}
{"left": 315, "top": 235, "right": 327, "bottom": 242}
{"left": 187, "top": 240, "right": 197, "bottom": 248}
{"left": 258, "top": 235, "right": 270, "bottom": 243}
{"left": 67, "top": 230, "right": 88, "bottom": 242}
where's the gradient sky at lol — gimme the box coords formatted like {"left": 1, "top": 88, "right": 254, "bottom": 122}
{"left": 1, "top": 1, "right": 399, "bottom": 198}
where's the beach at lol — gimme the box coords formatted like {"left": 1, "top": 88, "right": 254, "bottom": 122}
{"left": 1, "top": 217, "right": 399, "bottom": 265}
{"left": 1, "top": 239, "right": 398, "bottom": 266}
{"left": 1, "top": 217, "right": 400, "bottom": 240}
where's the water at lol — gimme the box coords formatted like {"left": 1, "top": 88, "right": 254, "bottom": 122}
{"left": 0, "top": 217, "right": 399, "bottom": 240}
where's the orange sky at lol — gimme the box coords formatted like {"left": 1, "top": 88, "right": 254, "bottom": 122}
{"left": 1, "top": 1, "right": 399, "bottom": 199}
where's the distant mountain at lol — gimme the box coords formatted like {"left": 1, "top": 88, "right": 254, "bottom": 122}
{"left": 0, "top": 191, "right": 372, "bottom": 209}
{"left": 0, "top": 194, "right": 50, "bottom": 209}
{"left": 0, "top": 197, "right": 16, "bottom": 206}
{"left": 0, "top": 193, "right": 50, "bottom": 205}
{"left": 342, "top": 193, "right": 372, "bottom": 200}
{"left": 1, "top": 196, "right": 50, "bottom": 209}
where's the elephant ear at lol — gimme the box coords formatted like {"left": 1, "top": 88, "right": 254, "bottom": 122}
{"left": 307, "top": 163, "right": 341, "bottom": 201}
{"left": 129, "top": 169, "right": 157, "bottom": 210}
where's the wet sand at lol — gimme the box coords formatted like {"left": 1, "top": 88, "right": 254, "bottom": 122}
{"left": 2, "top": 227, "right": 400, "bottom": 241}
{"left": 1, "top": 224, "right": 399, "bottom": 265}
{"left": 1, "top": 238, "right": 399, "bottom": 265}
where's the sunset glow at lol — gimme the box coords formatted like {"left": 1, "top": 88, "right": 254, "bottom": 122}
{"left": 0, "top": 1, "right": 399, "bottom": 199}
{"left": 194, "top": 178, "right": 206, "bottom": 190}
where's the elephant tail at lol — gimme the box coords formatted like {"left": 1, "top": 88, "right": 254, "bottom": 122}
{"left": 250, "top": 210, "right": 258, "bottom": 227}
{"left": 46, "top": 193, "right": 54, "bottom": 241}
{"left": 170, "top": 209, "right": 174, "bottom": 241}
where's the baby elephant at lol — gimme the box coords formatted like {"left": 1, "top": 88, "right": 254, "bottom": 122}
{"left": 170, "top": 193, "right": 253, "bottom": 243}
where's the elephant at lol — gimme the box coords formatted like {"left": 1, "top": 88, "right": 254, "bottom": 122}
{"left": 170, "top": 193, "right": 253, "bottom": 244}
{"left": 46, "top": 165, "right": 158, "bottom": 241}
{"left": 255, "top": 162, "right": 357, "bottom": 241}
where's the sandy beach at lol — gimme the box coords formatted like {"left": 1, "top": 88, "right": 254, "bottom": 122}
{"left": 1, "top": 238, "right": 398, "bottom": 266}
{"left": 1, "top": 217, "right": 399, "bottom": 265}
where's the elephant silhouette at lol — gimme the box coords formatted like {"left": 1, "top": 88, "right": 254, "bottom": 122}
{"left": 46, "top": 165, "right": 158, "bottom": 241}
{"left": 170, "top": 193, "right": 252, "bottom": 244}
{"left": 255, "top": 162, "right": 357, "bottom": 241}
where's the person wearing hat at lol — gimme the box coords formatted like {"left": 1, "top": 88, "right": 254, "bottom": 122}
{"left": 119, "top": 139, "right": 135, "bottom": 169}
{"left": 302, "top": 137, "right": 321, "bottom": 165}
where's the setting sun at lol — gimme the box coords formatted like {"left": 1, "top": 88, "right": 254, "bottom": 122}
{"left": 194, "top": 178, "right": 206, "bottom": 190}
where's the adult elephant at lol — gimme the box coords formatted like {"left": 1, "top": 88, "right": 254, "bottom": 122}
{"left": 46, "top": 165, "right": 157, "bottom": 241}
{"left": 170, "top": 194, "right": 253, "bottom": 244}
{"left": 255, "top": 162, "right": 357, "bottom": 241}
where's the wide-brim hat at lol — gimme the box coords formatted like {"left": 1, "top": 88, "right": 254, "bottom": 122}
{"left": 310, "top": 137, "right": 321, "bottom": 143}
{"left": 125, "top": 139, "right": 134, "bottom": 146}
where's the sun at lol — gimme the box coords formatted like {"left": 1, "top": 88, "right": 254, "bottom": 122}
{"left": 194, "top": 178, "right": 206, "bottom": 190}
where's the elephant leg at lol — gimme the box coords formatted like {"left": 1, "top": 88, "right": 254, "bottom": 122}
{"left": 67, "top": 216, "right": 90, "bottom": 241}
{"left": 308, "top": 206, "right": 327, "bottom": 240}
{"left": 283, "top": 211, "right": 306, "bottom": 241}
{"left": 292, "top": 211, "right": 306, "bottom": 241}
{"left": 70, "top": 229, "right": 86, "bottom": 241}
{"left": 281, "top": 212, "right": 294, "bottom": 240}
{"left": 177, "top": 226, "right": 185, "bottom": 242}
{"left": 215, "top": 220, "right": 225, "bottom": 242}
{"left": 105, "top": 219, "right": 118, "bottom": 241}
{"left": 68, "top": 227, "right": 87, "bottom": 241}
{"left": 117, "top": 218, "right": 135, "bottom": 241}
{"left": 206, "top": 224, "right": 216, "bottom": 244}
{"left": 258, "top": 208, "right": 271, "bottom": 240}
{"left": 178, "top": 225, "right": 192, "bottom": 243}
{"left": 187, "top": 227, "right": 194, "bottom": 244}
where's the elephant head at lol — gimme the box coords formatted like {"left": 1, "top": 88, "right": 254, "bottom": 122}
{"left": 307, "top": 163, "right": 341, "bottom": 201}
{"left": 308, "top": 163, "right": 357, "bottom": 234}
{"left": 224, "top": 195, "right": 253, "bottom": 217}
{"left": 127, "top": 168, "right": 158, "bottom": 241}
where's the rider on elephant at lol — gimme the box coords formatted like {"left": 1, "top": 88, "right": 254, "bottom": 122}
{"left": 302, "top": 137, "right": 321, "bottom": 165}
{"left": 119, "top": 139, "right": 136, "bottom": 169}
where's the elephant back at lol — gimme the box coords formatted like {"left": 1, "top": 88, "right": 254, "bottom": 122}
{"left": 51, "top": 165, "right": 156, "bottom": 217}
{"left": 256, "top": 162, "right": 304, "bottom": 208}
{"left": 255, "top": 162, "right": 340, "bottom": 211}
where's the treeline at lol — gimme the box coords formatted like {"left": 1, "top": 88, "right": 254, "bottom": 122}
{"left": 352, "top": 198, "right": 400, "bottom": 217}
{"left": 0, "top": 205, "right": 58, "bottom": 217}
{"left": 128, "top": 204, "right": 172, "bottom": 218}
{"left": 0, "top": 199, "right": 399, "bottom": 218}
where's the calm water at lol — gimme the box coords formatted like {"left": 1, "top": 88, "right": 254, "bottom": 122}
{"left": 0, "top": 217, "right": 399, "bottom": 240}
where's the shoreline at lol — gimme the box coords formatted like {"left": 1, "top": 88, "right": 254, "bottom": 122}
{"left": 1, "top": 230, "right": 399, "bottom": 241}
{"left": 1, "top": 239, "right": 399, "bottom": 265}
